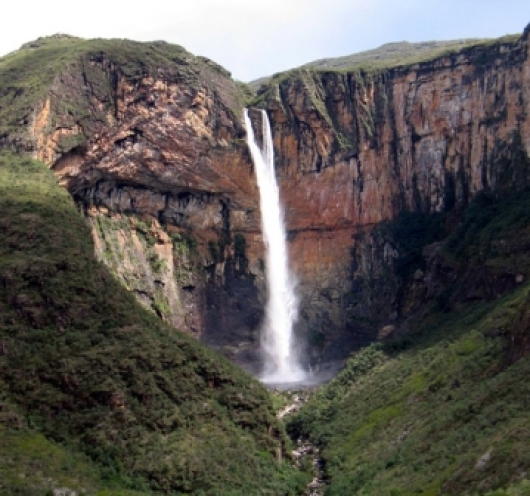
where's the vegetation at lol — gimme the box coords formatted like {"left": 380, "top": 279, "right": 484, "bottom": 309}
{"left": 2, "top": 26, "right": 530, "bottom": 496}
{"left": 287, "top": 189, "right": 530, "bottom": 495}
{"left": 0, "top": 152, "right": 308, "bottom": 495}
{"left": 250, "top": 34, "right": 520, "bottom": 90}
{"left": 444, "top": 190, "right": 530, "bottom": 265}
{"left": 0, "top": 415, "right": 146, "bottom": 496}
{"left": 300, "top": 36, "right": 519, "bottom": 73}
{"left": 0, "top": 34, "right": 247, "bottom": 149}
{"left": 288, "top": 292, "right": 530, "bottom": 494}
{"left": 249, "top": 33, "right": 521, "bottom": 154}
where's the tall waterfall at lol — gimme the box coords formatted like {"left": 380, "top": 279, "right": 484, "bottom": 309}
{"left": 244, "top": 108, "right": 305, "bottom": 383}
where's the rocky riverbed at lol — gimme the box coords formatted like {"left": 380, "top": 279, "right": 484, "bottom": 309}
{"left": 275, "top": 390, "right": 327, "bottom": 496}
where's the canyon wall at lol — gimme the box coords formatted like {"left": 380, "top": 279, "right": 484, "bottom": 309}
{"left": 18, "top": 28, "right": 530, "bottom": 370}
{"left": 260, "top": 28, "right": 530, "bottom": 363}
{"left": 20, "top": 42, "right": 268, "bottom": 371}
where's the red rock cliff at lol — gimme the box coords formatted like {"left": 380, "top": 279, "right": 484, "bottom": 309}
{"left": 257, "top": 28, "right": 530, "bottom": 362}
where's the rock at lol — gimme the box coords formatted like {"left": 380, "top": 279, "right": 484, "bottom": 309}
{"left": 475, "top": 449, "right": 492, "bottom": 469}
{"left": 53, "top": 488, "right": 77, "bottom": 496}
{"left": 378, "top": 325, "right": 396, "bottom": 340}
{"left": 53, "top": 487, "right": 77, "bottom": 496}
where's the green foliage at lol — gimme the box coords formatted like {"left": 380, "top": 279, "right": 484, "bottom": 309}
{"left": 172, "top": 231, "right": 198, "bottom": 255}
{"left": 134, "top": 220, "right": 157, "bottom": 247}
{"left": 444, "top": 189, "right": 530, "bottom": 263}
{"left": 300, "top": 36, "right": 519, "bottom": 73}
{"left": 301, "top": 190, "right": 530, "bottom": 493}
{"left": 251, "top": 34, "right": 520, "bottom": 90}
{"left": 147, "top": 251, "right": 165, "bottom": 274}
{"left": 0, "top": 152, "right": 303, "bottom": 494}
{"left": 234, "top": 233, "right": 246, "bottom": 258}
{"left": 288, "top": 285, "right": 530, "bottom": 494}
{"left": 0, "top": 421, "right": 148, "bottom": 495}
{"left": 208, "top": 240, "right": 222, "bottom": 263}
{"left": 485, "top": 479, "right": 530, "bottom": 495}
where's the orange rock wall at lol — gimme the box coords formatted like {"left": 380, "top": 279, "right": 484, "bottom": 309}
{"left": 264, "top": 32, "right": 530, "bottom": 356}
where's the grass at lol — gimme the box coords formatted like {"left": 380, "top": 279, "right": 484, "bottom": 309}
{"left": 0, "top": 418, "right": 147, "bottom": 496}
{"left": 299, "top": 36, "right": 520, "bottom": 73}
{"left": 287, "top": 188, "right": 530, "bottom": 495}
{"left": 288, "top": 291, "right": 530, "bottom": 495}
{"left": 249, "top": 31, "right": 522, "bottom": 155}
{"left": 250, "top": 34, "right": 520, "bottom": 90}
{"left": 0, "top": 152, "right": 308, "bottom": 495}
{"left": 444, "top": 190, "right": 530, "bottom": 264}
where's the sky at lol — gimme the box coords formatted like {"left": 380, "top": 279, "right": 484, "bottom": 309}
{"left": 2, "top": 1, "right": 530, "bottom": 82}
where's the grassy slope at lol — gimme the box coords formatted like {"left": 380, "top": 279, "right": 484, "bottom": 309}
{"left": 249, "top": 35, "right": 519, "bottom": 90}
{"left": 299, "top": 37, "right": 519, "bottom": 72}
{"left": 287, "top": 191, "right": 530, "bottom": 495}
{"left": 0, "top": 152, "right": 307, "bottom": 495}
{"left": 0, "top": 414, "right": 146, "bottom": 496}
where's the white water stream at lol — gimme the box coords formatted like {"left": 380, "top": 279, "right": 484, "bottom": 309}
{"left": 244, "top": 108, "right": 306, "bottom": 383}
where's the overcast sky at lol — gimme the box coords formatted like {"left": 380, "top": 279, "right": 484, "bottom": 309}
{"left": 2, "top": 1, "right": 530, "bottom": 81}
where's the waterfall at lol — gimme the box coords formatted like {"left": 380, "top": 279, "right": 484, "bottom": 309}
{"left": 244, "top": 108, "right": 305, "bottom": 383}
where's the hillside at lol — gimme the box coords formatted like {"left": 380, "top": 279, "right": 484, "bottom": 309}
{"left": 0, "top": 152, "right": 307, "bottom": 494}
{"left": 2, "top": 24, "right": 530, "bottom": 495}
{"left": 0, "top": 34, "right": 270, "bottom": 370}
{"left": 286, "top": 188, "right": 530, "bottom": 495}
{"left": 249, "top": 35, "right": 518, "bottom": 90}
{"left": 300, "top": 37, "right": 521, "bottom": 72}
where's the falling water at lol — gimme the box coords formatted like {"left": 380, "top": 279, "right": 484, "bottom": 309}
{"left": 244, "top": 108, "right": 306, "bottom": 383}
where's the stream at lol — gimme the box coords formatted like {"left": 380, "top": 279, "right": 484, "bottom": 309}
{"left": 276, "top": 390, "right": 326, "bottom": 496}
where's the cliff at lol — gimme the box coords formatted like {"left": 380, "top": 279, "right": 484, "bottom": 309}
{"left": 3, "top": 28, "right": 530, "bottom": 371}
{"left": 0, "top": 35, "right": 271, "bottom": 369}
{"left": 252, "top": 27, "right": 530, "bottom": 364}
{"left": 3, "top": 26, "right": 530, "bottom": 495}
{"left": 0, "top": 152, "right": 307, "bottom": 494}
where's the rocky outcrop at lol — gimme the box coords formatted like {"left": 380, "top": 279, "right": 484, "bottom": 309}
{"left": 7, "top": 39, "right": 268, "bottom": 371}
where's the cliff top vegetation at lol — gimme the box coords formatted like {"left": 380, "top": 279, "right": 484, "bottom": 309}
{"left": 250, "top": 33, "right": 520, "bottom": 90}
{"left": 0, "top": 35, "right": 247, "bottom": 148}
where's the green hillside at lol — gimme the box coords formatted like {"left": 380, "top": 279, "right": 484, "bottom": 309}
{"left": 287, "top": 189, "right": 530, "bottom": 495}
{"left": 250, "top": 35, "right": 519, "bottom": 90}
{"left": 299, "top": 37, "right": 519, "bottom": 72}
{"left": 0, "top": 152, "right": 307, "bottom": 495}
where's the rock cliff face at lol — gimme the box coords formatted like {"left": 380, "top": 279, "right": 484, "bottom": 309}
{"left": 258, "top": 28, "right": 530, "bottom": 363}
{"left": 9, "top": 28, "right": 530, "bottom": 371}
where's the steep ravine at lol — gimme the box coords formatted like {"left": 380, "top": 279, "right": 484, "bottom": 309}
{"left": 277, "top": 390, "right": 326, "bottom": 496}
